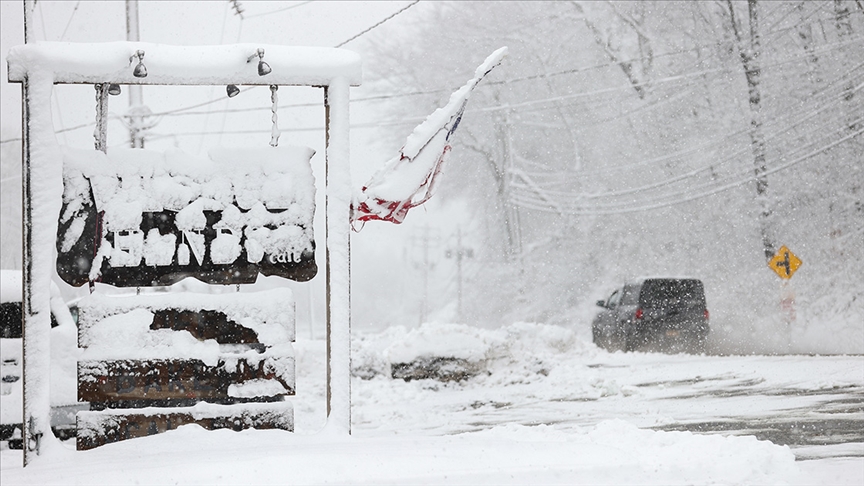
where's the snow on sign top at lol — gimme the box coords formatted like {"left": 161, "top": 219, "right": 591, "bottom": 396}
{"left": 63, "top": 146, "right": 316, "bottom": 214}
{"left": 7, "top": 42, "right": 361, "bottom": 86}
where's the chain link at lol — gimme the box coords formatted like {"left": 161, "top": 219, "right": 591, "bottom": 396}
{"left": 93, "top": 84, "right": 109, "bottom": 152}
{"left": 269, "top": 85, "right": 281, "bottom": 147}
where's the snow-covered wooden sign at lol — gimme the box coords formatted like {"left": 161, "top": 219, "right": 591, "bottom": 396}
{"left": 74, "top": 289, "right": 296, "bottom": 450}
{"left": 57, "top": 146, "right": 318, "bottom": 287}
{"left": 8, "top": 40, "right": 359, "bottom": 463}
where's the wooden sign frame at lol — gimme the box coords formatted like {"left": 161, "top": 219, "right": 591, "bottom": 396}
{"left": 7, "top": 41, "right": 360, "bottom": 464}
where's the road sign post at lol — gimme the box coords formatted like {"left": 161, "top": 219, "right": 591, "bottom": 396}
{"left": 768, "top": 245, "right": 802, "bottom": 280}
{"left": 768, "top": 245, "right": 802, "bottom": 349}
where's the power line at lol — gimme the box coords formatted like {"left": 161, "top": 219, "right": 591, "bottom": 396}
{"left": 513, "top": 81, "right": 862, "bottom": 205}
{"left": 510, "top": 124, "right": 863, "bottom": 215}
{"left": 143, "top": 36, "right": 743, "bottom": 120}
{"left": 56, "top": 28, "right": 864, "bottom": 126}
{"left": 519, "top": 68, "right": 863, "bottom": 183}
{"left": 146, "top": 115, "right": 426, "bottom": 140}
{"left": 143, "top": 33, "right": 864, "bottom": 119}
{"left": 197, "top": 0, "right": 234, "bottom": 153}
{"left": 520, "top": 116, "right": 860, "bottom": 210}
{"left": 517, "top": 126, "right": 864, "bottom": 216}
{"left": 763, "top": 0, "right": 827, "bottom": 33}
{"left": 505, "top": 68, "right": 864, "bottom": 204}
{"left": 145, "top": 76, "right": 858, "bottom": 140}
{"left": 1, "top": 23, "right": 859, "bottom": 145}
{"left": 243, "top": 1, "right": 312, "bottom": 19}
{"left": 512, "top": 116, "right": 859, "bottom": 214}
{"left": 335, "top": 1, "right": 419, "bottom": 48}
{"left": 3, "top": 41, "right": 859, "bottom": 146}
{"left": 759, "top": 0, "right": 803, "bottom": 32}
{"left": 59, "top": 1, "right": 81, "bottom": 41}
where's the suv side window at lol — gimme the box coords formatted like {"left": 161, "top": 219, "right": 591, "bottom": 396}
{"left": 606, "top": 289, "right": 622, "bottom": 308}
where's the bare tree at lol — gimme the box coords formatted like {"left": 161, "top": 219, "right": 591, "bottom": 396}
{"left": 727, "top": 0, "right": 776, "bottom": 260}
{"left": 571, "top": 1, "right": 653, "bottom": 99}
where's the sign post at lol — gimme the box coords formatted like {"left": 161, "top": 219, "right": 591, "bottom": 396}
{"left": 767, "top": 245, "right": 802, "bottom": 280}
{"left": 767, "top": 245, "right": 802, "bottom": 349}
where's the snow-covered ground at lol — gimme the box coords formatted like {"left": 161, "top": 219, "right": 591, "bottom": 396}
{"left": 2, "top": 322, "right": 862, "bottom": 485}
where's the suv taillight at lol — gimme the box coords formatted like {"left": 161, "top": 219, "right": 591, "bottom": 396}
{"left": 704, "top": 309, "right": 710, "bottom": 321}
{"left": 635, "top": 308, "right": 643, "bottom": 320}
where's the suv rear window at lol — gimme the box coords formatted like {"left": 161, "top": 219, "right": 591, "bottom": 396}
{"left": 620, "top": 284, "right": 642, "bottom": 305}
{"left": 639, "top": 279, "right": 705, "bottom": 308}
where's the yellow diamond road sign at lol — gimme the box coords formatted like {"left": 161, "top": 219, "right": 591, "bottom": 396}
{"left": 768, "top": 245, "right": 802, "bottom": 280}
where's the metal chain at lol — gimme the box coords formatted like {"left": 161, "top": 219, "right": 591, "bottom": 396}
{"left": 93, "top": 84, "right": 108, "bottom": 152}
{"left": 93, "top": 84, "right": 100, "bottom": 148}
{"left": 269, "top": 84, "right": 281, "bottom": 147}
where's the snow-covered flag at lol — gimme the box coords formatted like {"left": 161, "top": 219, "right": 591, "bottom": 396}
{"left": 352, "top": 47, "right": 508, "bottom": 229}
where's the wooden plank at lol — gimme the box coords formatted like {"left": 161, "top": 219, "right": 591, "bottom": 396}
{"left": 77, "top": 293, "right": 296, "bottom": 348}
{"left": 149, "top": 309, "right": 261, "bottom": 344}
{"left": 76, "top": 402, "right": 293, "bottom": 450}
{"left": 79, "top": 357, "right": 295, "bottom": 404}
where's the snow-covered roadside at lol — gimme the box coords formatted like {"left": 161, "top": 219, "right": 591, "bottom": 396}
{"left": 3, "top": 322, "right": 862, "bottom": 485}
{"left": 1, "top": 418, "right": 800, "bottom": 485}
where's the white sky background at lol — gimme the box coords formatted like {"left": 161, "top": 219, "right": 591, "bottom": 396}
{"left": 1, "top": 0, "right": 470, "bottom": 330}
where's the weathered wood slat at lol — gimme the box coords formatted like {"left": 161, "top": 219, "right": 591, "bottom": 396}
{"left": 150, "top": 309, "right": 261, "bottom": 344}
{"left": 79, "top": 357, "right": 295, "bottom": 403}
{"left": 76, "top": 401, "right": 294, "bottom": 450}
{"left": 77, "top": 292, "right": 296, "bottom": 348}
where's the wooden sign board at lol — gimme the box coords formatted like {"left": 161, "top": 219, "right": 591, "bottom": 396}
{"left": 76, "top": 402, "right": 294, "bottom": 450}
{"left": 77, "top": 292, "right": 296, "bottom": 347}
{"left": 56, "top": 147, "right": 318, "bottom": 288}
{"left": 78, "top": 357, "right": 295, "bottom": 405}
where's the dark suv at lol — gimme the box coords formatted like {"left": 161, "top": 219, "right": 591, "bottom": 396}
{"left": 592, "top": 278, "right": 709, "bottom": 353}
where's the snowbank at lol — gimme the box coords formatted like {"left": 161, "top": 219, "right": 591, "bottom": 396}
{"left": 5, "top": 322, "right": 862, "bottom": 484}
{"left": 0, "top": 271, "right": 21, "bottom": 304}
{"left": 0, "top": 419, "right": 799, "bottom": 485}
{"left": 353, "top": 321, "right": 591, "bottom": 382}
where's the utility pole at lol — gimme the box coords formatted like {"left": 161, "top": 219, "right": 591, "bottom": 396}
{"left": 23, "top": 0, "right": 34, "bottom": 43}
{"left": 126, "top": 0, "right": 146, "bottom": 148}
{"left": 446, "top": 226, "right": 474, "bottom": 323}
{"left": 411, "top": 224, "right": 439, "bottom": 326}
{"left": 455, "top": 227, "right": 463, "bottom": 321}
{"left": 421, "top": 225, "right": 430, "bottom": 326}
{"left": 727, "top": 0, "right": 775, "bottom": 261}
